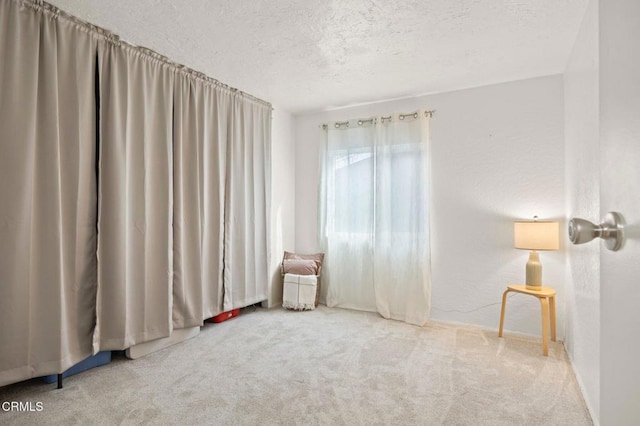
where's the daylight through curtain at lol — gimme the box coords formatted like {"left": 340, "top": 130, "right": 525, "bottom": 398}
{"left": 319, "top": 112, "right": 431, "bottom": 326}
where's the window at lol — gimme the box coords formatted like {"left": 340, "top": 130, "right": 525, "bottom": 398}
{"left": 318, "top": 112, "right": 431, "bottom": 325}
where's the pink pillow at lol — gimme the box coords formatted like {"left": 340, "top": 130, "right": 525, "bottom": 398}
{"left": 283, "top": 259, "right": 318, "bottom": 275}
{"left": 283, "top": 251, "right": 324, "bottom": 269}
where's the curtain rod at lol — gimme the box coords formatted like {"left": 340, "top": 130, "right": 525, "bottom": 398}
{"left": 320, "top": 109, "right": 435, "bottom": 130}
{"left": 17, "top": 0, "right": 272, "bottom": 109}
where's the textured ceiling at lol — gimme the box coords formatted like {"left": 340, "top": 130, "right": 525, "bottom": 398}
{"left": 47, "top": 0, "right": 588, "bottom": 113}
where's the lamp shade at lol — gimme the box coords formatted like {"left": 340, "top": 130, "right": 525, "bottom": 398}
{"left": 514, "top": 221, "right": 559, "bottom": 250}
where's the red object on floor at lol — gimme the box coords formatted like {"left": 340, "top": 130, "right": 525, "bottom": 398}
{"left": 208, "top": 308, "right": 240, "bottom": 323}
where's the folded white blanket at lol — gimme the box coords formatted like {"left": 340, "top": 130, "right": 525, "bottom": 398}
{"left": 283, "top": 273, "right": 317, "bottom": 311}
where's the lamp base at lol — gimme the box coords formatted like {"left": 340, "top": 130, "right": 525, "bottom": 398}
{"left": 525, "top": 250, "right": 542, "bottom": 291}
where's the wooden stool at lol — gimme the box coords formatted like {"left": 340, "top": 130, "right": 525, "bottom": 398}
{"left": 498, "top": 285, "right": 556, "bottom": 356}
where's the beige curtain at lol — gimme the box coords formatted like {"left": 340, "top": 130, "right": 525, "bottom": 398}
{"left": 0, "top": 0, "right": 272, "bottom": 386}
{"left": 94, "top": 41, "right": 174, "bottom": 350}
{"left": 175, "top": 76, "right": 272, "bottom": 319}
{"left": 172, "top": 75, "right": 228, "bottom": 327}
{"left": 0, "top": 0, "right": 98, "bottom": 386}
{"left": 223, "top": 99, "right": 271, "bottom": 310}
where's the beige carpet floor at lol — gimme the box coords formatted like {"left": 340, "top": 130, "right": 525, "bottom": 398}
{"left": 1, "top": 305, "right": 591, "bottom": 425}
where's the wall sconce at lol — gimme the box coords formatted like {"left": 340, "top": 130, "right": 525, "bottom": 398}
{"left": 514, "top": 217, "right": 560, "bottom": 291}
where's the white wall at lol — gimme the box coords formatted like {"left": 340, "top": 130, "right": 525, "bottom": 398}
{"left": 267, "top": 107, "right": 296, "bottom": 307}
{"left": 599, "top": 1, "right": 640, "bottom": 423}
{"left": 294, "top": 75, "right": 566, "bottom": 336}
{"left": 563, "top": 0, "right": 600, "bottom": 420}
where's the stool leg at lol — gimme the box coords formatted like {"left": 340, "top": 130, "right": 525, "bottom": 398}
{"left": 549, "top": 295, "right": 556, "bottom": 342}
{"left": 540, "top": 298, "right": 550, "bottom": 356}
{"left": 499, "top": 290, "right": 510, "bottom": 337}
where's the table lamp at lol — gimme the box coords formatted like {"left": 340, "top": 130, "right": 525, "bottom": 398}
{"left": 514, "top": 217, "right": 559, "bottom": 290}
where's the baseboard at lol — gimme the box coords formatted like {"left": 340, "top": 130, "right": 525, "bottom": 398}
{"left": 428, "top": 318, "right": 564, "bottom": 341}
{"left": 125, "top": 327, "right": 200, "bottom": 359}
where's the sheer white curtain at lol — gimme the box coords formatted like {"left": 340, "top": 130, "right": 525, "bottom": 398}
{"left": 319, "top": 124, "right": 377, "bottom": 311}
{"left": 319, "top": 112, "right": 431, "bottom": 326}
{"left": 0, "top": 0, "right": 98, "bottom": 385}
